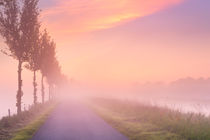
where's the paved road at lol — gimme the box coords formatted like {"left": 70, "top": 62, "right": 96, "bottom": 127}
{"left": 31, "top": 101, "right": 128, "bottom": 140}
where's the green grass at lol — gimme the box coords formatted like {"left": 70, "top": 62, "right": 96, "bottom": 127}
{"left": 0, "top": 102, "right": 56, "bottom": 140}
{"left": 11, "top": 104, "right": 55, "bottom": 140}
{"left": 90, "top": 98, "right": 210, "bottom": 140}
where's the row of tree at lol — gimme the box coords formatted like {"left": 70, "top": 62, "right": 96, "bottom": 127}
{"left": 0, "top": 0, "right": 66, "bottom": 114}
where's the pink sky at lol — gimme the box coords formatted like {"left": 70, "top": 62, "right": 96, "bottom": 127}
{"left": 0, "top": 0, "right": 210, "bottom": 103}
{"left": 37, "top": 0, "right": 210, "bottom": 86}
{"left": 41, "top": 0, "right": 184, "bottom": 33}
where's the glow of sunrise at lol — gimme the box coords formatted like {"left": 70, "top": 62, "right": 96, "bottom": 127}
{"left": 31, "top": 0, "right": 210, "bottom": 87}
{"left": 42, "top": 0, "right": 184, "bottom": 33}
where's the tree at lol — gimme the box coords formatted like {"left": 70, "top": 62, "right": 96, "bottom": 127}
{"left": 39, "top": 30, "right": 51, "bottom": 103}
{"left": 39, "top": 31, "right": 58, "bottom": 101}
{"left": 23, "top": 0, "right": 40, "bottom": 105}
{"left": 0, "top": 0, "right": 40, "bottom": 114}
{"left": 47, "top": 59, "right": 61, "bottom": 100}
{"left": 45, "top": 40, "right": 58, "bottom": 100}
{"left": 0, "top": 0, "right": 26, "bottom": 114}
{"left": 40, "top": 38, "right": 63, "bottom": 100}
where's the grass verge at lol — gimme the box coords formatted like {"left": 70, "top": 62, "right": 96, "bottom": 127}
{"left": 89, "top": 98, "right": 210, "bottom": 140}
{"left": 10, "top": 103, "right": 55, "bottom": 140}
{"left": 0, "top": 102, "right": 56, "bottom": 140}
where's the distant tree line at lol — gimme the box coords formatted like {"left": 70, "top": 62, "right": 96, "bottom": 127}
{"left": 0, "top": 0, "right": 67, "bottom": 115}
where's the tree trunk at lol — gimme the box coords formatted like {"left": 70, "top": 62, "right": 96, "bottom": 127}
{"left": 17, "top": 60, "right": 22, "bottom": 115}
{"left": 33, "top": 71, "right": 37, "bottom": 105}
{"left": 41, "top": 74, "right": 45, "bottom": 104}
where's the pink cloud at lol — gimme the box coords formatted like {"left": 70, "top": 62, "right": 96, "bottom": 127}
{"left": 41, "top": 0, "right": 185, "bottom": 33}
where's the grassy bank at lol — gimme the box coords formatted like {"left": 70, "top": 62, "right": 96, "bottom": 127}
{"left": 0, "top": 102, "right": 56, "bottom": 140}
{"left": 90, "top": 98, "right": 210, "bottom": 140}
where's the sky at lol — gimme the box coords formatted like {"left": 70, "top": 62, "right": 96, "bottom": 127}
{"left": 38, "top": 0, "right": 210, "bottom": 86}
{"left": 0, "top": 0, "right": 210, "bottom": 116}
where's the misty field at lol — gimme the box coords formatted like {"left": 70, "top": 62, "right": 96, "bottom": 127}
{"left": 90, "top": 98, "right": 210, "bottom": 140}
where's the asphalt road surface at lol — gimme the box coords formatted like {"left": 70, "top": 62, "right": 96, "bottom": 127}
{"left": 31, "top": 100, "right": 128, "bottom": 140}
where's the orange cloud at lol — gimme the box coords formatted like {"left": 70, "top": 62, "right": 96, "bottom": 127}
{"left": 41, "top": 0, "right": 185, "bottom": 33}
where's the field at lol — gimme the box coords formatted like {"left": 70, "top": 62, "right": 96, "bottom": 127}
{"left": 90, "top": 98, "right": 210, "bottom": 140}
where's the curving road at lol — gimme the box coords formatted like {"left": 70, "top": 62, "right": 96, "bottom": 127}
{"left": 31, "top": 100, "right": 128, "bottom": 140}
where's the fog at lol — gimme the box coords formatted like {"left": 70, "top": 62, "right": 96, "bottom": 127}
{"left": 1, "top": 76, "right": 210, "bottom": 119}
{"left": 59, "top": 77, "right": 210, "bottom": 116}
